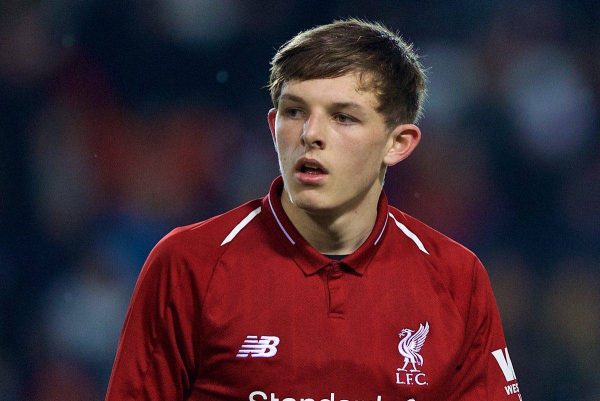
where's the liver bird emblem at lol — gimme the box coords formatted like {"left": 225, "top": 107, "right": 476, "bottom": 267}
{"left": 398, "top": 322, "right": 430, "bottom": 372}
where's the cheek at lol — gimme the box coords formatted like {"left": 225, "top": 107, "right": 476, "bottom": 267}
{"left": 275, "top": 124, "right": 300, "bottom": 151}
{"left": 274, "top": 136, "right": 298, "bottom": 170}
{"left": 341, "top": 141, "right": 386, "bottom": 174}
{"left": 275, "top": 136, "right": 294, "bottom": 158}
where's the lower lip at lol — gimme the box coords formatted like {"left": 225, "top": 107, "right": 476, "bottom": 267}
{"left": 294, "top": 170, "right": 327, "bottom": 185}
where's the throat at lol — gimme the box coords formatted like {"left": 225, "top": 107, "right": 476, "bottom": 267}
{"left": 324, "top": 253, "right": 348, "bottom": 261}
{"left": 280, "top": 190, "right": 378, "bottom": 255}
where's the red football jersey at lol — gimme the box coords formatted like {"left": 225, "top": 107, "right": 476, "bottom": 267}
{"left": 106, "top": 177, "right": 522, "bottom": 401}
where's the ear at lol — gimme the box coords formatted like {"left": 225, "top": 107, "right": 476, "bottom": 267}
{"left": 267, "top": 108, "right": 277, "bottom": 145}
{"left": 383, "top": 124, "right": 421, "bottom": 167}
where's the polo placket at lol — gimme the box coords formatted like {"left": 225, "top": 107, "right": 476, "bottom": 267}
{"left": 323, "top": 261, "right": 346, "bottom": 318}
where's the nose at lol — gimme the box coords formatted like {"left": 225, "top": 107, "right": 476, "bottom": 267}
{"left": 300, "top": 113, "right": 325, "bottom": 149}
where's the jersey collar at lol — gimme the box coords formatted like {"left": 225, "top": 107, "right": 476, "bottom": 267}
{"left": 261, "top": 176, "right": 390, "bottom": 276}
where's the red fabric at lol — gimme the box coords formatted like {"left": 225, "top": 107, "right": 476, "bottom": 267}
{"left": 106, "top": 177, "right": 522, "bottom": 401}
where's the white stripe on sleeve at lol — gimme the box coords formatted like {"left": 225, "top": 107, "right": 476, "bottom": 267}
{"left": 221, "top": 207, "right": 262, "bottom": 246}
{"left": 388, "top": 213, "right": 429, "bottom": 255}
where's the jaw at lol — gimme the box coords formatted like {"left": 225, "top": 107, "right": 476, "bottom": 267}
{"left": 282, "top": 184, "right": 333, "bottom": 216}
{"left": 283, "top": 173, "right": 382, "bottom": 219}
{"left": 279, "top": 151, "right": 387, "bottom": 221}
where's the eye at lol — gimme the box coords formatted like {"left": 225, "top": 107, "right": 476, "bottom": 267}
{"left": 283, "top": 108, "right": 304, "bottom": 119}
{"left": 333, "top": 113, "right": 357, "bottom": 124}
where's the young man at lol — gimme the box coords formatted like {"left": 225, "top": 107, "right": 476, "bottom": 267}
{"left": 106, "top": 19, "right": 522, "bottom": 401}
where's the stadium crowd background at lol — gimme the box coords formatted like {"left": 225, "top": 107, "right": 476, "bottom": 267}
{"left": 1, "top": 1, "right": 599, "bottom": 400}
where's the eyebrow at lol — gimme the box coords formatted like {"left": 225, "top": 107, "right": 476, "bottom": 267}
{"left": 279, "top": 94, "right": 366, "bottom": 111}
{"left": 279, "top": 94, "right": 306, "bottom": 104}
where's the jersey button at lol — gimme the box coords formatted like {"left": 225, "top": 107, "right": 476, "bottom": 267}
{"left": 327, "top": 262, "right": 343, "bottom": 278}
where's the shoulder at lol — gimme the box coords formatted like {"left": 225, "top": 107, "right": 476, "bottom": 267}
{"left": 144, "top": 199, "right": 264, "bottom": 276}
{"left": 388, "top": 206, "right": 478, "bottom": 266}
{"left": 387, "top": 206, "right": 486, "bottom": 303}
{"left": 161, "top": 199, "right": 263, "bottom": 251}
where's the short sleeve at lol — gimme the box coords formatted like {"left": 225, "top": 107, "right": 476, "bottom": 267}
{"left": 448, "top": 257, "right": 523, "bottom": 401}
{"left": 105, "top": 238, "right": 200, "bottom": 401}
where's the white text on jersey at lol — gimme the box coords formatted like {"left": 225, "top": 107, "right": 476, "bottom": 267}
{"left": 249, "top": 391, "right": 382, "bottom": 401}
{"left": 491, "top": 348, "right": 516, "bottom": 381}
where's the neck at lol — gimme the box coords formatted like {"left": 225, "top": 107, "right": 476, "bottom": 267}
{"left": 280, "top": 185, "right": 382, "bottom": 255}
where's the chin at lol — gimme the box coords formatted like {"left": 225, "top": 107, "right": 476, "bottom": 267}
{"left": 289, "top": 192, "right": 340, "bottom": 215}
{"left": 286, "top": 188, "right": 321, "bottom": 207}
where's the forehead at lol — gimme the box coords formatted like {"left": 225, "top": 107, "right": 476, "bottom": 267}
{"left": 279, "top": 73, "right": 380, "bottom": 110}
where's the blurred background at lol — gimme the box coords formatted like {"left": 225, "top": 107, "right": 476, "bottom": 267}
{"left": 1, "top": 0, "right": 599, "bottom": 400}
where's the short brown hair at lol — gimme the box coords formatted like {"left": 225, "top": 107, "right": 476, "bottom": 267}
{"left": 269, "top": 19, "right": 427, "bottom": 125}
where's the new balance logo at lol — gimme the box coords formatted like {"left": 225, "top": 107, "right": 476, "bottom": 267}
{"left": 492, "top": 347, "right": 516, "bottom": 381}
{"left": 236, "top": 336, "right": 280, "bottom": 358}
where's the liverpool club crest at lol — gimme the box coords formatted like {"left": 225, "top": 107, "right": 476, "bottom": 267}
{"left": 395, "top": 322, "right": 429, "bottom": 386}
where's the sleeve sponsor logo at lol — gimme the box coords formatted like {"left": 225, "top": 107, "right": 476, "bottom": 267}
{"left": 491, "top": 347, "right": 522, "bottom": 399}
{"left": 491, "top": 348, "right": 516, "bottom": 381}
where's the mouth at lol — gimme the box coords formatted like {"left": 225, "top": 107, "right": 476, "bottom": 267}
{"left": 293, "top": 157, "right": 328, "bottom": 184}
{"left": 295, "top": 158, "right": 328, "bottom": 175}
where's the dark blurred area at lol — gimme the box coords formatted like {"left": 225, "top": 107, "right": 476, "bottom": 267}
{"left": 1, "top": 1, "right": 599, "bottom": 400}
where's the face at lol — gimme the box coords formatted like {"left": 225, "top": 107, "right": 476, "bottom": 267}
{"left": 268, "top": 73, "right": 420, "bottom": 216}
